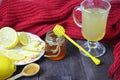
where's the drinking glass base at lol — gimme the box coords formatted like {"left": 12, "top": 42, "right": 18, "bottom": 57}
{"left": 79, "top": 41, "right": 106, "bottom": 57}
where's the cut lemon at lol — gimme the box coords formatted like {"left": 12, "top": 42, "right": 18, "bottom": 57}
{"left": 5, "top": 49, "right": 25, "bottom": 61}
{"left": 22, "top": 40, "right": 42, "bottom": 52}
{"left": 0, "top": 49, "right": 7, "bottom": 56}
{"left": 20, "top": 50, "right": 40, "bottom": 58}
{"left": 0, "top": 27, "right": 19, "bottom": 49}
{"left": 19, "top": 32, "right": 30, "bottom": 46}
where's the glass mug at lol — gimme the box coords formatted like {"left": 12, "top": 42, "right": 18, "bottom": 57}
{"left": 44, "top": 31, "right": 66, "bottom": 60}
{"left": 73, "top": 0, "right": 111, "bottom": 57}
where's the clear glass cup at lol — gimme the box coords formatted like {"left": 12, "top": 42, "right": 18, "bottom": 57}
{"left": 73, "top": 0, "right": 111, "bottom": 57}
{"left": 44, "top": 30, "right": 66, "bottom": 60}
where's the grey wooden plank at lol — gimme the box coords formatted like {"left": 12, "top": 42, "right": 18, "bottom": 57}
{"left": 77, "top": 40, "right": 114, "bottom": 80}
{"left": 38, "top": 40, "right": 87, "bottom": 80}
{"left": 13, "top": 40, "right": 114, "bottom": 80}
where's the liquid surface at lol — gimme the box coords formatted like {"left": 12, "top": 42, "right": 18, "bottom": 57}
{"left": 82, "top": 8, "right": 108, "bottom": 41}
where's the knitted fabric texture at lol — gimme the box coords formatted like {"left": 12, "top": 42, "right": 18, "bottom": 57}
{"left": 109, "top": 41, "right": 120, "bottom": 80}
{"left": 0, "top": 0, "right": 83, "bottom": 39}
{"left": 0, "top": 0, "right": 120, "bottom": 43}
{"left": 0, "top": 0, "right": 120, "bottom": 80}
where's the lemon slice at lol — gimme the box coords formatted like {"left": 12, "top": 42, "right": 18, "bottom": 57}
{"left": 22, "top": 40, "right": 42, "bottom": 52}
{"left": 5, "top": 49, "right": 25, "bottom": 61}
{"left": 0, "top": 27, "right": 19, "bottom": 49}
{"left": 20, "top": 50, "right": 40, "bottom": 58}
{"left": 19, "top": 32, "right": 30, "bottom": 45}
{"left": 0, "top": 49, "right": 7, "bottom": 56}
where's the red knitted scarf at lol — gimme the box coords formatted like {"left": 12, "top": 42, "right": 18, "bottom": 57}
{"left": 0, "top": 0, "right": 120, "bottom": 43}
{"left": 0, "top": 0, "right": 120, "bottom": 80}
{"left": 108, "top": 41, "right": 120, "bottom": 80}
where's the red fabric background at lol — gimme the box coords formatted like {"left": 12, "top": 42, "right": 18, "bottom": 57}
{"left": 0, "top": 0, "right": 120, "bottom": 80}
{"left": 0, "top": 0, "right": 120, "bottom": 43}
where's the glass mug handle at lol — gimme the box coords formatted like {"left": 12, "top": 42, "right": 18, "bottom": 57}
{"left": 73, "top": 6, "right": 82, "bottom": 28}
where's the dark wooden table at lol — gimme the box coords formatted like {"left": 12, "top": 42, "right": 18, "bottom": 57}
{"left": 13, "top": 40, "right": 114, "bottom": 80}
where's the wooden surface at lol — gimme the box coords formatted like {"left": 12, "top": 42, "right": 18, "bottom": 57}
{"left": 13, "top": 40, "right": 114, "bottom": 80}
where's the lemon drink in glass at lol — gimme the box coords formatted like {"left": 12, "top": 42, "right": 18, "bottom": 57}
{"left": 73, "top": 0, "right": 111, "bottom": 57}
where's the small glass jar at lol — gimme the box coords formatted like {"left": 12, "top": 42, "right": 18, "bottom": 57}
{"left": 44, "top": 30, "right": 66, "bottom": 60}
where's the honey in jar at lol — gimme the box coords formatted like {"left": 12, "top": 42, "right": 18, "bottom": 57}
{"left": 44, "top": 31, "right": 66, "bottom": 60}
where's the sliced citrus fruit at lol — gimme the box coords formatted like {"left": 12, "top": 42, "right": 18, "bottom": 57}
{"left": 20, "top": 50, "right": 40, "bottom": 58}
{"left": 0, "top": 27, "right": 19, "bottom": 49}
{"left": 5, "top": 49, "right": 25, "bottom": 61}
{"left": 19, "top": 32, "right": 30, "bottom": 46}
{"left": 22, "top": 40, "right": 42, "bottom": 52}
{"left": 0, "top": 49, "right": 7, "bottom": 56}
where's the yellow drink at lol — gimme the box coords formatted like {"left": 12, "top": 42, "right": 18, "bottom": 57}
{"left": 82, "top": 8, "right": 108, "bottom": 42}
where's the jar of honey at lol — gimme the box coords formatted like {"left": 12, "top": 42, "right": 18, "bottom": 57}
{"left": 44, "top": 30, "right": 66, "bottom": 60}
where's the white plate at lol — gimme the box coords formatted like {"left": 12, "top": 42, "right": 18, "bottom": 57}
{"left": 15, "top": 32, "right": 45, "bottom": 66}
{"left": 0, "top": 32, "right": 45, "bottom": 66}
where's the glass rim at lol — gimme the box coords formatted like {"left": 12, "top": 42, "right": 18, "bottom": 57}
{"left": 80, "top": 0, "right": 111, "bottom": 12}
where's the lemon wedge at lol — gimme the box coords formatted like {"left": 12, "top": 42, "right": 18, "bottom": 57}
{"left": 5, "top": 49, "right": 25, "bottom": 61}
{"left": 0, "top": 27, "right": 19, "bottom": 49}
{"left": 19, "top": 32, "right": 30, "bottom": 46}
{"left": 22, "top": 40, "right": 43, "bottom": 52}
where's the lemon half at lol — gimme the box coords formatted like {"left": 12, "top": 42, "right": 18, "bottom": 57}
{"left": 0, "top": 27, "right": 19, "bottom": 49}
